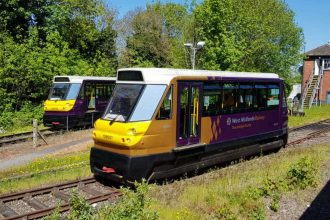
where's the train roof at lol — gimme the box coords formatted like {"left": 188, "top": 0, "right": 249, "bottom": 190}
{"left": 117, "top": 68, "right": 280, "bottom": 84}
{"left": 53, "top": 75, "right": 116, "bottom": 83}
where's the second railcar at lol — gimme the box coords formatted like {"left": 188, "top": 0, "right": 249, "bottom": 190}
{"left": 43, "top": 76, "right": 116, "bottom": 129}
{"left": 90, "top": 68, "right": 288, "bottom": 184}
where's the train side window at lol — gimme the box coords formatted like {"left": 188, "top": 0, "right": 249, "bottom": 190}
{"left": 202, "top": 82, "right": 222, "bottom": 116}
{"left": 96, "top": 84, "right": 104, "bottom": 99}
{"left": 282, "top": 86, "right": 287, "bottom": 108}
{"left": 267, "top": 84, "right": 280, "bottom": 109}
{"left": 86, "top": 83, "right": 96, "bottom": 110}
{"left": 106, "top": 84, "right": 114, "bottom": 97}
{"left": 238, "top": 83, "right": 254, "bottom": 112}
{"left": 222, "top": 83, "right": 238, "bottom": 114}
{"left": 156, "top": 86, "right": 172, "bottom": 120}
{"left": 255, "top": 84, "right": 267, "bottom": 110}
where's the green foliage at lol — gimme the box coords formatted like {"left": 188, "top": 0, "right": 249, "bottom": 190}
{"left": 213, "top": 205, "right": 236, "bottom": 220}
{"left": 43, "top": 206, "right": 62, "bottom": 220}
{"left": 194, "top": 0, "right": 303, "bottom": 82}
{"left": 288, "top": 105, "right": 330, "bottom": 128}
{"left": 0, "top": 0, "right": 117, "bottom": 116}
{"left": 249, "top": 206, "right": 266, "bottom": 220}
{"left": 68, "top": 190, "right": 95, "bottom": 220}
{"left": 44, "top": 190, "right": 95, "bottom": 220}
{"left": 286, "top": 156, "right": 318, "bottom": 189}
{"left": 97, "top": 181, "right": 158, "bottom": 220}
{"left": 259, "top": 177, "right": 286, "bottom": 212}
{"left": 118, "top": 3, "right": 191, "bottom": 68}
{"left": 256, "top": 157, "right": 318, "bottom": 212}
{"left": 0, "top": 103, "right": 43, "bottom": 132}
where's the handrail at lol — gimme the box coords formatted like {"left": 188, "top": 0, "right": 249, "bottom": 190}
{"left": 301, "top": 72, "right": 314, "bottom": 108}
{"left": 308, "top": 66, "right": 324, "bottom": 108}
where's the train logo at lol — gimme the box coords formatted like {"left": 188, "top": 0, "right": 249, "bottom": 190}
{"left": 226, "top": 117, "right": 232, "bottom": 126}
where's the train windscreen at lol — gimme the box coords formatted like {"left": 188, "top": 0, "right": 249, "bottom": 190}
{"left": 103, "top": 84, "right": 166, "bottom": 122}
{"left": 49, "top": 83, "right": 81, "bottom": 100}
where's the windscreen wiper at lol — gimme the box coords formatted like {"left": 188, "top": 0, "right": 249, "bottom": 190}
{"left": 110, "top": 114, "right": 120, "bottom": 125}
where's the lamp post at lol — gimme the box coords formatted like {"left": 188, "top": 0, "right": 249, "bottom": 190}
{"left": 184, "top": 41, "right": 205, "bottom": 69}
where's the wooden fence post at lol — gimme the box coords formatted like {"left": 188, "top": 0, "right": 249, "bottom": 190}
{"left": 33, "top": 119, "right": 38, "bottom": 148}
{"left": 33, "top": 119, "right": 48, "bottom": 148}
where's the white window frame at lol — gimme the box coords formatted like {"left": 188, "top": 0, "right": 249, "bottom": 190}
{"left": 324, "top": 59, "right": 330, "bottom": 70}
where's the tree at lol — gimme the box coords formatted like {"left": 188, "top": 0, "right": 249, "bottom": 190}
{"left": 0, "top": 31, "right": 92, "bottom": 111}
{"left": 194, "top": 0, "right": 304, "bottom": 81}
{"left": 0, "top": 0, "right": 118, "bottom": 111}
{"left": 0, "top": 0, "right": 118, "bottom": 75}
{"left": 118, "top": 2, "right": 193, "bottom": 68}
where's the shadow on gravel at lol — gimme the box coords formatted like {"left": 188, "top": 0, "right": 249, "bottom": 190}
{"left": 300, "top": 180, "right": 330, "bottom": 220}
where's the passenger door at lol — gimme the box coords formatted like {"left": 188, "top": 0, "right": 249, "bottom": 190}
{"left": 177, "top": 82, "right": 202, "bottom": 146}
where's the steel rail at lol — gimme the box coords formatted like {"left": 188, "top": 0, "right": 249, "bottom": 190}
{"left": 0, "top": 177, "right": 122, "bottom": 220}
{"left": 0, "top": 128, "right": 54, "bottom": 147}
{"left": 288, "top": 126, "right": 330, "bottom": 146}
{"left": 288, "top": 118, "right": 330, "bottom": 133}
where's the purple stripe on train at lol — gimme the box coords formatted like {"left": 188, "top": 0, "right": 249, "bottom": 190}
{"left": 209, "top": 110, "right": 284, "bottom": 144}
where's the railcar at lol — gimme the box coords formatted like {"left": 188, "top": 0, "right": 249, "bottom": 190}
{"left": 90, "top": 68, "right": 288, "bottom": 183}
{"left": 43, "top": 76, "right": 116, "bottom": 129}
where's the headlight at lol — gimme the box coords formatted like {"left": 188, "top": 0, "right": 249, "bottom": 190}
{"left": 128, "top": 128, "right": 137, "bottom": 135}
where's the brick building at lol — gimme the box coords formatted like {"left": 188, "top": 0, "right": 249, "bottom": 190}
{"left": 301, "top": 42, "right": 330, "bottom": 108}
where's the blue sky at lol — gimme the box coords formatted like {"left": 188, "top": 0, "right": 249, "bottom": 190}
{"left": 104, "top": 0, "right": 330, "bottom": 52}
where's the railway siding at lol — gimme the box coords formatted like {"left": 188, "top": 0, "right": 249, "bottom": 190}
{"left": 1, "top": 119, "right": 330, "bottom": 219}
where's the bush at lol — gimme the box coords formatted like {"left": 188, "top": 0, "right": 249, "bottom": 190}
{"left": 68, "top": 190, "right": 95, "bottom": 220}
{"left": 97, "top": 181, "right": 158, "bottom": 220}
{"left": 286, "top": 157, "right": 318, "bottom": 189}
{"left": 213, "top": 206, "right": 236, "bottom": 220}
{"left": 0, "top": 102, "right": 43, "bottom": 132}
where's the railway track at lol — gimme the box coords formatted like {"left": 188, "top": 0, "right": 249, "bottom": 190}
{"left": 287, "top": 119, "right": 330, "bottom": 147}
{"left": 1, "top": 119, "right": 330, "bottom": 219}
{"left": 288, "top": 118, "right": 330, "bottom": 146}
{"left": 0, "top": 177, "right": 121, "bottom": 220}
{"left": 0, "top": 129, "right": 55, "bottom": 147}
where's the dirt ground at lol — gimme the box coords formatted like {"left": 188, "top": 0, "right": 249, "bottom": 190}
{"left": 0, "top": 129, "right": 93, "bottom": 162}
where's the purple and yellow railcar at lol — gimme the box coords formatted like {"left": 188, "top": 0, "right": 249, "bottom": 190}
{"left": 90, "top": 68, "right": 288, "bottom": 183}
{"left": 43, "top": 76, "right": 115, "bottom": 129}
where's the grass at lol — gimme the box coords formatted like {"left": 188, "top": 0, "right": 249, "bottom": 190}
{"left": 1, "top": 105, "right": 330, "bottom": 217}
{"left": 0, "top": 124, "right": 48, "bottom": 137}
{"left": 288, "top": 105, "right": 330, "bottom": 128}
{"left": 0, "top": 150, "right": 91, "bottom": 195}
{"left": 149, "top": 144, "right": 330, "bottom": 219}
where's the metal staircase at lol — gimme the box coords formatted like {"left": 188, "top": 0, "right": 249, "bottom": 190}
{"left": 301, "top": 64, "right": 324, "bottom": 109}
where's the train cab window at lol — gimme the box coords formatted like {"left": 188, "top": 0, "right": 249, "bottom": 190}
{"left": 255, "top": 84, "right": 267, "bottom": 110}
{"left": 130, "top": 85, "right": 167, "bottom": 121}
{"left": 267, "top": 84, "right": 280, "bottom": 109}
{"left": 238, "top": 83, "right": 254, "bottom": 112}
{"left": 203, "top": 82, "right": 222, "bottom": 116}
{"left": 78, "top": 86, "right": 84, "bottom": 99}
{"left": 49, "top": 83, "right": 81, "bottom": 100}
{"left": 222, "top": 83, "right": 238, "bottom": 114}
{"left": 66, "top": 84, "right": 81, "bottom": 100}
{"left": 156, "top": 86, "right": 172, "bottom": 120}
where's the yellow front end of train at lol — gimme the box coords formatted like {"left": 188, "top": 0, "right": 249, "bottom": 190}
{"left": 90, "top": 75, "right": 175, "bottom": 183}
{"left": 44, "top": 100, "right": 76, "bottom": 112}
